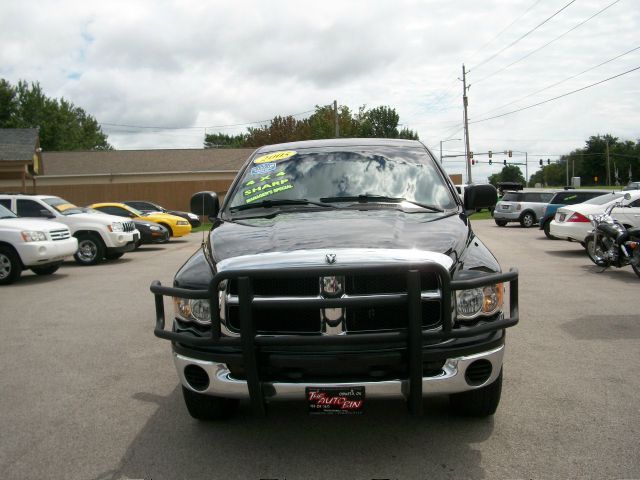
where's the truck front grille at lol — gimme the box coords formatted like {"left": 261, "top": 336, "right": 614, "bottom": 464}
{"left": 122, "top": 221, "right": 136, "bottom": 232}
{"left": 50, "top": 229, "right": 71, "bottom": 241}
{"left": 225, "top": 273, "right": 442, "bottom": 335}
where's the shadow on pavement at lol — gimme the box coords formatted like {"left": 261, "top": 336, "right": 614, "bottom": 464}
{"left": 93, "top": 386, "right": 494, "bottom": 480}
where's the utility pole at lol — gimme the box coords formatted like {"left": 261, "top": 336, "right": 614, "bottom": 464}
{"left": 605, "top": 139, "right": 610, "bottom": 186}
{"left": 334, "top": 100, "right": 339, "bottom": 138}
{"left": 462, "top": 65, "right": 472, "bottom": 183}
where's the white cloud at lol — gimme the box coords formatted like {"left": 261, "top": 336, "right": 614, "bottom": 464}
{"left": 1, "top": 0, "right": 638, "bottom": 182}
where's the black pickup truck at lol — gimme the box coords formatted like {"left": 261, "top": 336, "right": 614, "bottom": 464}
{"left": 151, "top": 138, "right": 519, "bottom": 420}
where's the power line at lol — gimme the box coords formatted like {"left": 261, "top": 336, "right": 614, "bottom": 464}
{"left": 472, "top": 0, "right": 622, "bottom": 86}
{"left": 467, "top": 0, "right": 545, "bottom": 62}
{"left": 474, "top": 45, "right": 640, "bottom": 119}
{"left": 99, "top": 109, "right": 316, "bottom": 130}
{"left": 469, "top": 65, "right": 640, "bottom": 124}
{"left": 468, "top": 0, "right": 577, "bottom": 73}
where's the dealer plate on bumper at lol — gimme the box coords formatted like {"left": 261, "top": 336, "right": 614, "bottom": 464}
{"left": 306, "top": 386, "right": 365, "bottom": 415}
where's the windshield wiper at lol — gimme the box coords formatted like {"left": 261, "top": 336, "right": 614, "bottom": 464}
{"left": 229, "top": 199, "right": 338, "bottom": 212}
{"left": 319, "top": 195, "right": 444, "bottom": 212}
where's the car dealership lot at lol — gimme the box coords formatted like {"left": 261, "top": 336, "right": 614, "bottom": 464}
{"left": 1, "top": 222, "right": 638, "bottom": 480}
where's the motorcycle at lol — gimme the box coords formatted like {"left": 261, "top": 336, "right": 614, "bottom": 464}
{"left": 585, "top": 193, "right": 640, "bottom": 278}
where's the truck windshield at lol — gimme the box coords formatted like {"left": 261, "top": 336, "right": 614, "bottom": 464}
{"left": 227, "top": 146, "right": 456, "bottom": 211}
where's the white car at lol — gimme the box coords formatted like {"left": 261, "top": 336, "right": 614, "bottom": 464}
{"left": 549, "top": 191, "right": 640, "bottom": 245}
{"left": 0, "top": 203, "right": 78, "bottom": 284}
{"left": 0, "top": 194, "right": 139, "bottom": 265}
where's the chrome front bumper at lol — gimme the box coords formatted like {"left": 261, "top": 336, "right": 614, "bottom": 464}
{"left": 175, "top": 345, "right": 504, "bottom": 400}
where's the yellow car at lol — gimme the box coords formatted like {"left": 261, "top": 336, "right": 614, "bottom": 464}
{"left": 88, "top": 202, "right": 192, "bottom": 237}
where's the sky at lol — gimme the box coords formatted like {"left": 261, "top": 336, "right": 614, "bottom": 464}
{"left": 1, "top": 0, "right": 639, "bottom": 183}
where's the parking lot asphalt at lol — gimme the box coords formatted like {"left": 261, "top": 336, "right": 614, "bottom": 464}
{"left": 1, "top": 221, "right": 638, "bottom": 480}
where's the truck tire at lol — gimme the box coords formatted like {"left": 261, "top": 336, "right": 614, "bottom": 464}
{"left": 494, "top": 219, "right": 507, "bottom": 227}
{"left": 181, "top": 386, "right": 239, "bottom": 421}
{"left": 74, "top": 233, "right": 105, "bottom": 266}
{"left": 449, "top": 369, "right": 502, "bottom": 417}
{"left": 0, "top": 246, "right": 22, "bottom": 285}
{"left": 519, "top": 212, "right": 535, "bottom": 228}
{"left": 31, "top": 264, "right": 60, "bottom": 276}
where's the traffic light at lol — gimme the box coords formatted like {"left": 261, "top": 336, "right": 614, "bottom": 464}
{"left": 488, "top": 150, "right": 492, "bottom": 158}
{"left": 489, "top": 159, "right": 492, "bottom": 165}
{"left": 503, "top": 159, "right": 507, "bottom": 166}
{"left": 539, "top": 159, "right": 543, "bottom": 166}
{"left": 469, "top": 151, "right": 473, "bottom": 159}
{"left": 471, "top": 159, "right": 475, "bottom": 165}
{"left": 508, "top": 150, "right": 512, "bottom": 157}
{"left": 547, "top": 159, "right": 551, "bottom": 165}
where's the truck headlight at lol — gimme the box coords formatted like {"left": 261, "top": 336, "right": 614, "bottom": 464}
{"left": 455, "top": 283, "right": 503, "bottom": 321}
{"left": 174, "top": 297, "right": 211, "bottom": 325}
{"left": 21, "top": 231, "right": 47, "bottom": 242}
{"left": 109, "top": 222, "right": 124, "bottom": 232}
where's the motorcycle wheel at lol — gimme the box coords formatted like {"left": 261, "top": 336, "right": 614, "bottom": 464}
{"left": 631, "top": 246, "right": 640, "bottom": 278}
{"left": 585, "top": 235, "right": 607, "bottom": 267}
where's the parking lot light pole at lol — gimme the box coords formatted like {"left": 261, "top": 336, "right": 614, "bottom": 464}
{"left": 440, "top": 138, "right": 461, "bottom": 163}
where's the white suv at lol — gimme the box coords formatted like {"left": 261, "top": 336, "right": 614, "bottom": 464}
{"left": 0, "top": 203, "right": 78, "bottom": 284}
{"left": 0, "top": 194, "right": 139, "bottom": 265}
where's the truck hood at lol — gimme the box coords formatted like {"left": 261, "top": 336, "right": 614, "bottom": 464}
{"left": 61, "top": 211, "right": 128, "bottom": 224}
{"left": 175, "top": 210, "right": 501, "bottom": 288}
{"left": 0, "top": 217, "right": 68, "bottom": 232}
{"left": 210, "top": 210, "right": 469, "bottom": 265}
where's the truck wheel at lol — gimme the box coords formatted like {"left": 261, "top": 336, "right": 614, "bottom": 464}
{"left": 543, "top": 220, "right": 557, "bottom": 239}
{"left": 74, "top": 234, "right": 105, "bottom": 266}
{"left": 494, "top": 219, "right": 507, "bottom": 227}
{"left": 181, "top": 386, "right": 239, "bottom": 421}
{"left": 105, "top": 252, "right": 124, "bottom": 260}
{"left": 519, "top": 212, "right": 535, "bottom": 228}
{"left": 31, "top": 264, "right": 60, "bottom": 276}
{"left": 449, "top": 369, "right": 502, "bottom": 417}
{"left": 0, "top": 247, "right": 22, "bottom": 285}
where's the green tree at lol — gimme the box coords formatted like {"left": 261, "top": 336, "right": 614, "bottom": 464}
{"left": 204, "top": 103, "right": 418, "bottom": 148}
{"left": 492, "top": 165, "right": 525, "bottom": 185}
{"left": 0, "top": 79, "right": 111, "bottom": 150}
{"left": 204, "top": 132, "right": 248, "bottom": 149}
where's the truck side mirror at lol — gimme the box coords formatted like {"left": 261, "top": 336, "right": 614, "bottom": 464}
{"left": 464, "top": 184, "right": 497, "bottom": 212}
{"left": 190, "top": 191, "right": 219, "bottom": 218}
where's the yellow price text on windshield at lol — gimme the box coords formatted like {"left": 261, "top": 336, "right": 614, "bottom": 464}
{"left": 253, "top": 151, "right": 296, "bottom": 164}
{"left": 55, "top": 203, "right": 77, "bottom": 212}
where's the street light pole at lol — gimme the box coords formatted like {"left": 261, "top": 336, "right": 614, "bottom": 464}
{"left": 440, "top": 138, "right": 461, "bottom": 163}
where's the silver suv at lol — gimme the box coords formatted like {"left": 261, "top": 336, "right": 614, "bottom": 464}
{"left": 493, "top": 190, "right": 554, "bottom": 228}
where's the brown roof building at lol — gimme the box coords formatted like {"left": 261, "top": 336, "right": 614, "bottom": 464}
{"left": 0, "top": 147, "right": 256, "bottom": 211}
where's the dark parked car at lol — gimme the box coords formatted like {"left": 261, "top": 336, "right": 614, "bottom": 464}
{"left": 123, "top": 201, "right": 201, "bottom": 228}
{"left": 132, "top": 219, "right": 170, "bottom": 246}
{"left": 539, "top": 189, "right": 612, "bottom": 239}
{"left": 150, "top": 138, "right": 519, "bottom": 421}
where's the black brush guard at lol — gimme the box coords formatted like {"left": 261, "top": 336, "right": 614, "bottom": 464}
{"left": 151, "top": 263, "right": 519, "bottom": 415}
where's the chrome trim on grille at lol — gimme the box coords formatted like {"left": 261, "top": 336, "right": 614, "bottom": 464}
{"left": 50, "top": 229, "right": 71, "bottom": 241}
